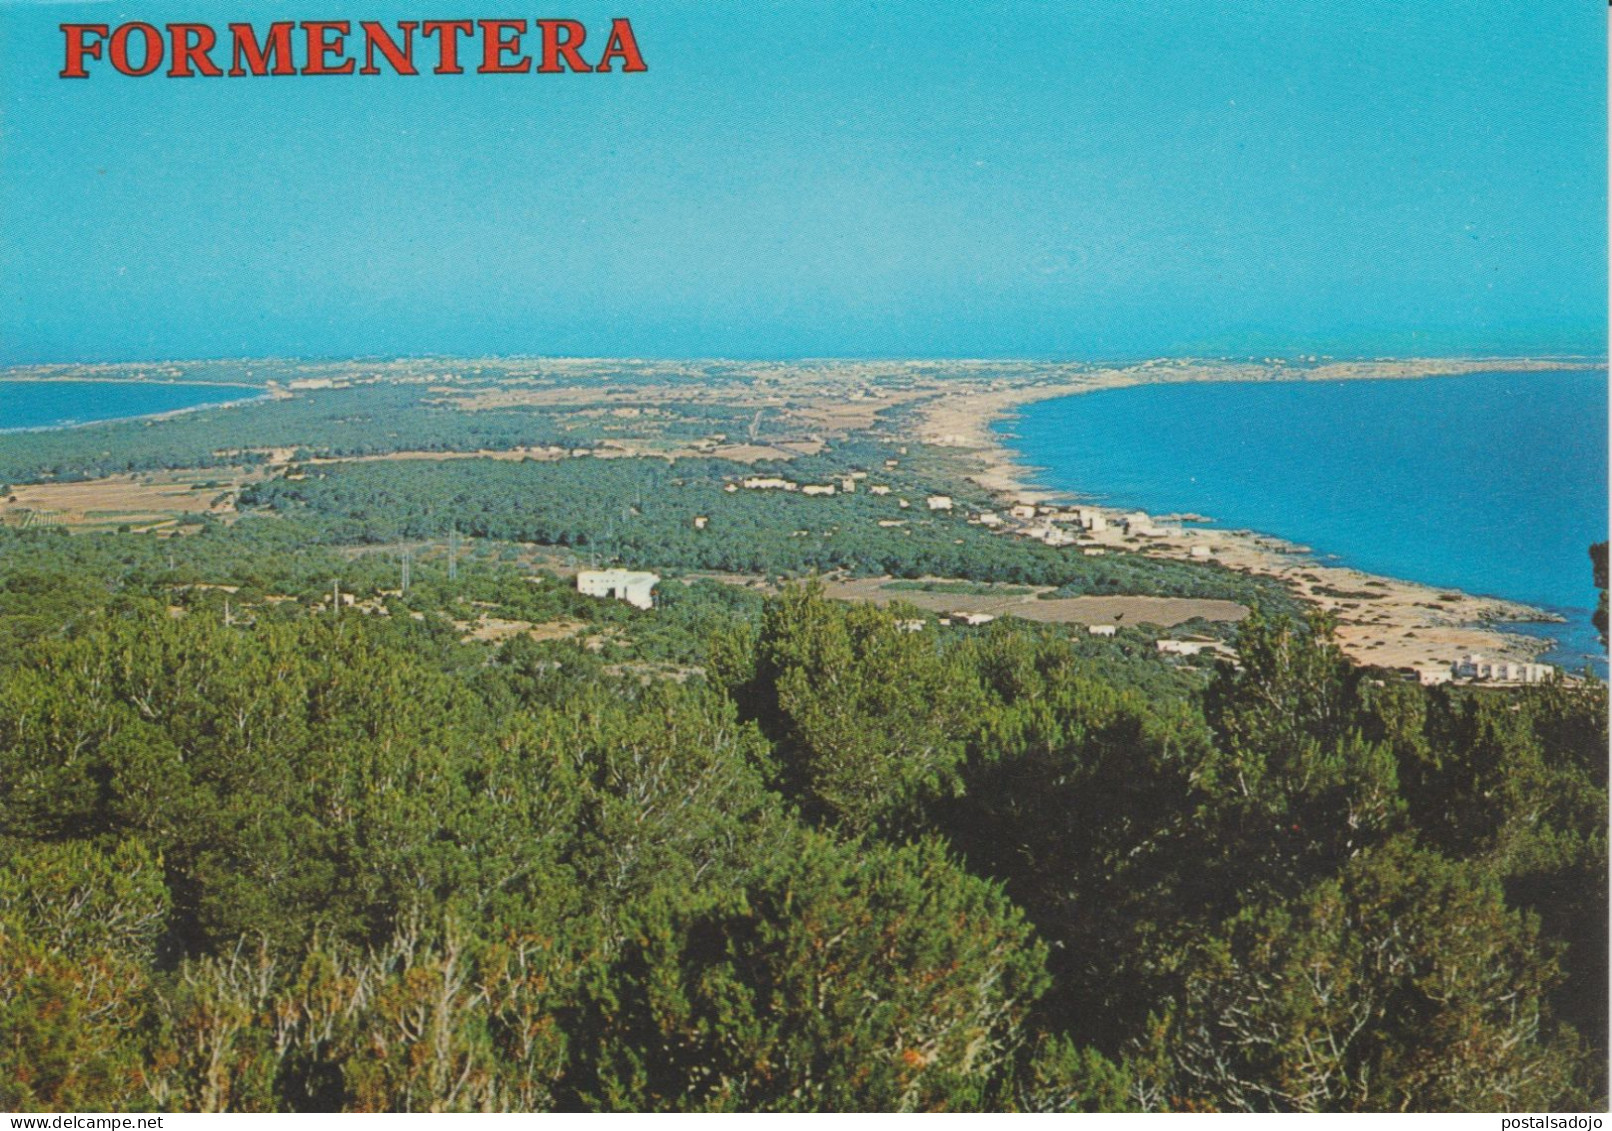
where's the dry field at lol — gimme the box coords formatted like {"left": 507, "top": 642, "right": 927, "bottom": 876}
{"left": 460, "top": 615, "right": 586, "bottom": 644}
{"left": 820, "top": 577, "right": 1247, "bottom": 628}
{"left": 0, "top": 469, "right": 255, "bottom": 530}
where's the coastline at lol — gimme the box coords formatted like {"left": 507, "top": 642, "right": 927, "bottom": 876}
{"left": 0, "top": 355, "right": 1600, "bottom": 680}
{"left": 0, "top": 379, "right": 272, "bottom": 435}
{"left": 914, "top": 358, "right": 1598, "bottom": 680}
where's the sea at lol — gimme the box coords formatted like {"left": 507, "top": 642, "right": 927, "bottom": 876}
{"left": 0, "top": 379, "right": 260, "bottom": 432}
{"left": 1001, "top": 368, "right": 1610, "bottom": 676}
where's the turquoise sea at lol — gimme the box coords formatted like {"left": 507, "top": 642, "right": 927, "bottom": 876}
{"left": 0, "top": 380, "right": 259, "bottom": 432}
{"left": 1001, "top": 369, "right": 1609, "bottom": 674}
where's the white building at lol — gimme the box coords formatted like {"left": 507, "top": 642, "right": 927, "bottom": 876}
{"left": 926, "top": 495, "right": 954, "bottom": 511}
{"left": 577, "top": 570, "right": 659, "bottom": 610}
{"left": 1009, "top": 504, "right": 1037, "bottom": 520}
{"left": 1025, "top": 525, "right": 1078, "bottom": 547}
{"left": 1087, "top": 625, "right": 1117, "bottom": 637}
{"left": 801, "top": 484, "right": 837, "bottom": 496}
{"left": 1452, "top": 654, "right": 1554, "bottom": 683}
{"left": 743, "top": 477, "right": 797, "bottom": 491}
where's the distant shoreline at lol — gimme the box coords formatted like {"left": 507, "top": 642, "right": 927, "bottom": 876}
{"left": 0, "top": 378, "right": 271, "bottom": 435}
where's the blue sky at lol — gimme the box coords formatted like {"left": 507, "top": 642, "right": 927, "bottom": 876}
{"left": 0, "top": 0, "right": 1604, "bottom": 362}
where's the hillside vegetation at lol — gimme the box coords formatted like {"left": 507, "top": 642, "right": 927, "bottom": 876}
{"left": 0, "top": 523, "right": 1603, "bottom": 1112}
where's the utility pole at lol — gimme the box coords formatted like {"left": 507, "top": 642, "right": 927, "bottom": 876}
{"left": 224, "top": 597, "right": 233, "bottom": 627}
{"left": 332, "top": 579, "right": 341, "bottom": 613}
{"left": 447, "top": 528, "right": 459, "bottom": 582}
{"left": 401, "top": 548, "right": 411, "bottom": 594}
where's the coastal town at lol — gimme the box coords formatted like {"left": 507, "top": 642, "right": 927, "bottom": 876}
{"left": 572, "top": 480, "right": 1561, "bottom": 686}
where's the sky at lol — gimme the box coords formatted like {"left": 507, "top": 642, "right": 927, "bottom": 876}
{"left": 0, "top": 0, "right": 1605, "bottom": 362}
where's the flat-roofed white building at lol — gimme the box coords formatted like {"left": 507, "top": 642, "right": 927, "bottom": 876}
{"left": 1452, "top": 654, "right": 1554, "bottom": 683}
{"left": 577, "top": 569, "right": 659, "bottom": 610}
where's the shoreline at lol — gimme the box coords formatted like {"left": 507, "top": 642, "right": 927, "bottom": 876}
{"left": 913, "top": 358, "right": 1600, "bottom": 681}
{"left": 0, "top": 380, "right": 273, "bottom": 436}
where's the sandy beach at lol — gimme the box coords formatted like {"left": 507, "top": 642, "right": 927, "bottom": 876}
{"left": 910, "top": 358, "right": 1593, "bottom": 680}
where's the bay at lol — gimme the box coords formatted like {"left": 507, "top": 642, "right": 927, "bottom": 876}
{"left": 1001, "top": 369, "right": 1610, "bottom": 672}
{"left": 0, "top": 379, "right": 261, "bottom": 432}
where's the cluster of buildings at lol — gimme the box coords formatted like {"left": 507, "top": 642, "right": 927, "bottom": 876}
{"left": 897, "top": 611, "right": 999, "bottom": 631}
{"left": 717, "top": 472, "right": 1223, "bottom": 575}
{"left": 574, "top": 468, "right": 1574, "bottom": 692}
{"left": 736, "top": 471, "right": 877, "bottom": 497}
{"left": 1451, "top": 654, "right": 1555, "bottom": 684}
